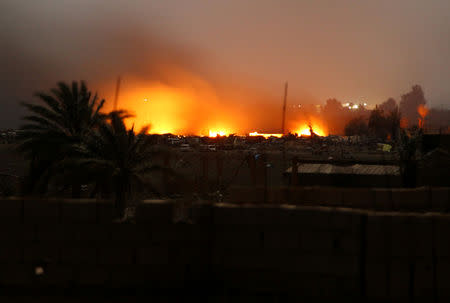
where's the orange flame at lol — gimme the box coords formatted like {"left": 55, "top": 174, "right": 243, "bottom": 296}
{"left": 249, "top": 132, "right": 283, "bottom": 138}
{"left": 294, "top": 123, "right": 327, "bottom": 137}
{"left": 209, "top": 130, "right": 228, "bottom": 137}
{"left": 417, "top": 104, "right": 428, "bottom": 128}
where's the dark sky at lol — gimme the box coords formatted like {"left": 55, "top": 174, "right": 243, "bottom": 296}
{"left": 1, "top": 0, "right": 449, "bottom": 129}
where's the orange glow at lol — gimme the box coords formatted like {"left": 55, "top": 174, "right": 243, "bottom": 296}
{"left": 417, "top": 104, "right": 428, "bottom": 128}
{"left": 249, "top": 132, "right": 283, "bottom": 138}
{"left": 101, "top": 71, "right": 335, "bottom": 137}
{"left": 400, "top": 117, "right": 408, "bottom": 128}
{"left": 209, "top": 130, "right": 228, "bottom": 137}
{"left": 294, "top": 123, "right": 327, "bottom": 137}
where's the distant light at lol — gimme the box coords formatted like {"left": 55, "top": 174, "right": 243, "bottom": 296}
{"left": 352, "top": 104, "right": 359, "bottom": 109}
{"left": 363, "top": 103, "right": 367, "bottom": 106}
{"left": 344, "top": 103, "right": 350, "bottom": 107}
{"left": 143, "top": 98, "right": 148, "bottom": 102}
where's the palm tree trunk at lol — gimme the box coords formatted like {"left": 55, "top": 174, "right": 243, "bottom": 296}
{"left": 115, "top": 181, "right": 127, "bottom": 219}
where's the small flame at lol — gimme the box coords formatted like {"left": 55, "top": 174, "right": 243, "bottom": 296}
{"left": 209, "top": 130, "right": 227, "bottom": 137}
{"left": 249, "top": 132, "right": 283, "bottom": 138}
{"left": 295, "top": 123, "right": 326, "bottom": 137}
{"left": 417, "top": 104, "right": 428, "bottom": 128}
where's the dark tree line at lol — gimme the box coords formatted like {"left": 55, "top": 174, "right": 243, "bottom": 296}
{"left": 18, "top": 81, "right": 164, "bottom": 219}
{"left": 343, "top": 85, "right": 439, "bottom": 140}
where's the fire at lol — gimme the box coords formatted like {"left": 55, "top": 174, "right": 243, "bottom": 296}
{"left": 249, "top": 132, "right": 283, "bottom": 138}
{"left": 209, "top": 130, "right": 228, "bottom": 137}
{"left": 417, "top": 104, "right": 428, "bottom": 128}
{"left": 294, "top": 123, "right": 326, "bottom": 137}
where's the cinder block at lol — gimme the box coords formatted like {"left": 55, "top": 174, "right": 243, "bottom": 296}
{"left": 226, "top": 186, "right": 264, "bottom": 204}
{"left": 35, "top": 224, "right": 62, "bottom": 244}
{"left": 0, "top": 246, "right": 23, "bottom": 263}
{"left": 0, "top": 224, "right": 35, "bottom": 245}
{"left": 180, "top": 223, "right": 210, "bottom": 245}
{"left": 0, "top": 264, "right": 33, "bottom": 286}
{"left": 108, "top": 223, "right": 139, "bottom": 246}
{"left": 412, "top": 215, "right": 433, "bottom": 258}
{"left": 268, "top": 186, "right": 289, "bottom": 204}
{"left": 135, "top": 200, "right": 174, "bottom": 224}
{"left": 60, "top": 247, "right": 97, "bottom": 264}
{"left": 330, "top": 208, "right": 363, "bottom": 233}
{"left": 147, "top": 223, "right": 205, "bottom": 246}
{"left": 300, "top": 230, "right": 335, "bottom": 253}
{"left": 33, "top": 265, "right": 74, "bottom": 286}
{"left": 113, "top": 264, "right": 184, "bottom": 289}
{"left": 240, "top": 205, "right": 283, "bottom": 226}
{"left": 215, "top": 230, "right": 261, "bottom": 250}
{"left": 389, "top": 260, "right": 411, "bottom": 301}
{"left": 171, "top": 244, "right": 209, "bottom": 270}
{"left": 219, "top": 248, "right": 266, "bottom": 270}
{"left": 289, "top": 254, "right": 359, "bottom": 278}
{"left": 392, "top": 188, "right": 429, "bottom": 211}
{"left": 96, "top": 200, "right": 115, "bottom": 223}
{"left": 281, "top": 205, "right": 333, "bottom": 230}
{"left": 97, "top": 247, "right": 134, "bottom": 265}
{"left": 432, "top": 188, "right": 450, "bottom": 212}
{"left": 189, "top": 203, "right": 213, "bottom": 225}
{"left": 390, "top": 214, "right": 414, "bottom": 258}
{"left": 263, "top": 231, "right": 300, "bottom": 249}
{"left": 108, "top": 265, "right": 148, "bottom": 287}
{"left": 0, "top": 197, "right": 23, "bottom": 223}
{"left": 23, "top": 199, "right": 60, "bottom": 224}
{"left": 414, "top": 261, "right": 434, "bottom": 301}
{"left": 436, "top": 259, "right": 450, "bottom": 302}
{"left": 136, "top": 247, "right": 169, "bottom": 265}
{"left": 301, "top": 187, "right": 319, "bottom": 204}
{"left": 365, "top": 261, "right": 389, "bottom": 301}
{"left": 213, "top": 203, "right": 242, "bottom": 225}
{"left": 341, "top": 188, "right": 373, "bottom": 209}
{"left": 74, "top": 265, "right": 110, "bottom": 286}
{"left": 335, "top": 277, "right": 361, "bottom": 298}
{"left": 335, "top": 233, "right": 361, "bottom": 255}
{"left": 372, "top": 188, "right": 393, "bottom": 211}
{"left": 23, "top": 244, "right": 59, "bottom": 264}
{"left": 366, "top": 212, "right": 392, "bottom": 258}
{"left": 287, "top": 187, "right": 304, "bottom": 205}
{"left": 315, "top": 187, "right": 343, "bottom": 206}
{"left": 434, "top": 215, "right": 450, "bottom": 257}
{"left": 60, "top": 224, "right": 109, "bottom": 248}
{"left": 60, "top": 199, "right": 97, "bottom": 223}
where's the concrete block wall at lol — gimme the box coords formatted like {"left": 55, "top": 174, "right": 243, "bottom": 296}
{"left": 1, "top": 197, "right": 450, "bottom": 302}
{"left": 225, "top": 186, "right": 450, "bottom": 212}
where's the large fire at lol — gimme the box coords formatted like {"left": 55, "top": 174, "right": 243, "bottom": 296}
{"left": 104, "top": 75, "right": 329, "bottom": 138}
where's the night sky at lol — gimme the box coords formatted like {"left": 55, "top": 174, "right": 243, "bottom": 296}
{"left": 1, "top": 0, "right": 449, "bottom": 129}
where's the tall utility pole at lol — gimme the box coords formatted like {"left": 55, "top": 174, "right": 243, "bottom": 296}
{"left": 281, "top": 81, "right": 288, "bottom": 134}
{"left": 113, "top": 76, "right": 121, "bottom": 111}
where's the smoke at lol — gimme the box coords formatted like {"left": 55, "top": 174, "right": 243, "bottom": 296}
{"left": 0, "top": 0, "right": 308, "bottom": 133}
{"left": 2, "top": 1, "right": 448, "bottom": 134}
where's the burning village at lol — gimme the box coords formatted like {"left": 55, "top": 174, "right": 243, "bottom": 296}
{"left": 1, "top": 1, "right": 450, "bottom": 302}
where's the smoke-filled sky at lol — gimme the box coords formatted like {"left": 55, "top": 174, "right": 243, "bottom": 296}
{"left": 1, "top": 0, "right": 449, "bottom": 131}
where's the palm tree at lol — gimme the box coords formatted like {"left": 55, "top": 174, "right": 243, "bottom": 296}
{"left": 18, "top": 81, "right": 105, "bottom": 196}
{"left": 71, "top": 112, "right": 163, "bottom": 218}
